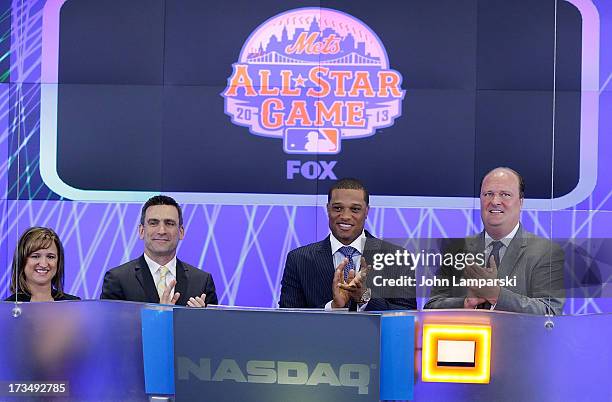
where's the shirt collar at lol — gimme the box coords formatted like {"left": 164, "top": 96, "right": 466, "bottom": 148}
{"left": 329, "top": 230, "right": 366, "bottom": 255}
{"left": 485, "top": 222, "right": 520, "bottom": 249}
{"left": 144, "top": 253, "right": 177, "bottom": 277}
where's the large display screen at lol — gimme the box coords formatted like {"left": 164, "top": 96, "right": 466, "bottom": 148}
{"left": 37, "top": 0, "right": 591, "bottom": 207}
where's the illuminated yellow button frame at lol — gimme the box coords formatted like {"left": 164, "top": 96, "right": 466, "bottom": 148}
{"left": 422, "top": 324, "right": 491, "bottom": 383}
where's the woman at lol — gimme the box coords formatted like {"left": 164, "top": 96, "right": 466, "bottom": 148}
{"left": 4, "top": 227, "right": 80, "bottom": 302}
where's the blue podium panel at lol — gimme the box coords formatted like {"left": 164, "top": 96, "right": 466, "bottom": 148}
{"left": 381, "top": 314, "right": 415, "bottom": 400}
{"left": 0, "top": 300, "right": 148, "bottom": 402}
{"left": 174, "top": 308, "right": 381, "bottom": 402}
{"left": 141, "top": 307, "right": 175, "bottom": 395}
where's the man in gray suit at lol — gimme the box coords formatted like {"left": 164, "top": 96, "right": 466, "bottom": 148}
{"left": 425, "top": 167, "right": 565, "bottom": 315}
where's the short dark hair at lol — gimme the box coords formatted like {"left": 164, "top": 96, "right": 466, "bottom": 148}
{"left": 10, "top": 227, "right": 65, "bottom": 296}
{"left": 481, "top": 167, "right": 525, "bottom": 199}
{"left": 327, "top": 178, "right": 369, "bottom": 205}
{"left": 140, "top": 195, "right": 183, "bottom": 226}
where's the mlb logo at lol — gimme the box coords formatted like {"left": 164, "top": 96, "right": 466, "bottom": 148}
{"left": 283, "top": 128, "right": 340, "bottom": 154}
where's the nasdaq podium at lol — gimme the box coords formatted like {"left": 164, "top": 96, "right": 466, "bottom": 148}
{"left": 0, "top": 301, "right": 610, "bottom": 401}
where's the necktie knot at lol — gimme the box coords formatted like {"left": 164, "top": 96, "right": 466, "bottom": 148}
{"left": 490, "top": 241, "right": 503, "bottom": 253}
{"left": 339, "top": 246, "right": 358, "bottom": 258}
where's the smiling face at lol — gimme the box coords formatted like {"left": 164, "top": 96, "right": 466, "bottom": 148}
{"left": 327, "top": 188, "right": 369, "bottom": 245}
{"left": 23, "top": 243, "right": 58, "bottom": 289}
{"left": 480, "top": 169, "right": 523, "bottom": 239}
{"left": 139, "top": 204, "right": 184, "bottom": 263}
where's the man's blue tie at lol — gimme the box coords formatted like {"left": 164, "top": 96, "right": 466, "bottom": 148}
{"left": 339, "top": 246, "right": 359, "bottom": 281}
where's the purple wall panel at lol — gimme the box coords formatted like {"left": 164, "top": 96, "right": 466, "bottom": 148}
{"left": 1, "top": 0, "right": 611, "bottom": 316}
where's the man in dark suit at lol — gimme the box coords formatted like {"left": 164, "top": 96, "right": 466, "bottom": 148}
{"left": 101, "top": 195, "right": 217, "bottom": 307}
{"left": 425, "top": 167, "right": 565, "bottom": 315}
{"left": 279, "top": 178, "right": 416, "bottom": 311}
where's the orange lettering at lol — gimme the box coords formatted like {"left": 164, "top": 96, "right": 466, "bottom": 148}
{"left": 280, "top": 70, "right": 301, "bottom": 96}
{"left": 224, "top": 65, "right": 256, "bottom": 97}
{"left": 348, "top": 72, "right": 375, "bottom": 97}
{"left": 285, "top": 32, "right": 318, "bottom": 55}
{"left": 346, "top": 102, "right": 365, "bottom": 127}
{"left": 286, "top": 101, "right": 312, "bottom": 126}
{"left": 259, "top": 70, "right": 279, "bottom": 96}
{"left": 285, "top": 32, "right": 340, "bottom": 55}
{"left": 321, "top": 34, "right": 340, "bottom": 54}
{"left": 329, "top": 71, "right": 352, "bottom": 96}
{"left": 314, "top": 101, "right": 343, "bottom": 126}
{"left": 377, "top": 71, "right": 403, "bottom": 97}
{"left": 307, "top": 67, "right": 331, "bottom": 98}
{"left": 261, "top": 98, "right": 283, "bottom": 129}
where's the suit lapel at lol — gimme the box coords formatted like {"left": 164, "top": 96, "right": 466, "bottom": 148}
{"left": 467, "top": 234, "right": 484, "bottom": 255}
{"left": 498, "top": 225, "right": 527, "bottom": 277}
{"left": 316, "top": 236, "right": 336, "bottom": 274}
{"left": 363, "top": 234, "right": 382, "bottom": 266}
{"left": 135, "top": 255, "right": 160, "bottom": 303}
{"left": 175, "top": 259, "right": 189, "bottom": 306}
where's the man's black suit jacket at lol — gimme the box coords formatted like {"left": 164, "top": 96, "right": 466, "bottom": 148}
{"left": 100, "top": 255, "right": 218, "bottom": 306}
{"left": 279, "top": 234, "right": 416, "bottom": 310}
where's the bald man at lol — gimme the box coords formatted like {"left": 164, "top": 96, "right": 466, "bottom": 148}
{"left": 425, "top": 167, "right": 565, "bottom": 315}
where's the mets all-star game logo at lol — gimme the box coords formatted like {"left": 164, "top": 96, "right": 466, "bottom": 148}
{"left": 222, "top": 8, "right": 405, "bottom": 159}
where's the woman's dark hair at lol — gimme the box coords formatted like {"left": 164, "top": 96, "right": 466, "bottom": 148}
{"left": 10, "top": 227, "right": 65, "bottom": 296}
